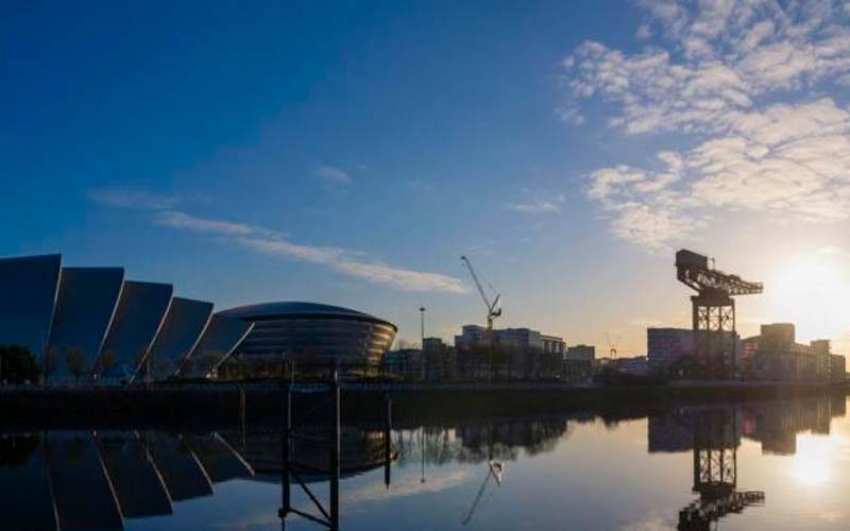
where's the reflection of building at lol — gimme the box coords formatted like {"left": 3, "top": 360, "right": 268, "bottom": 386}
{"left": 743, "top": 396, "right": 845, "bottom": 454}
{"left": 219, "top": 302, "right": 397, "bottom": 371}
{"left": 227, "top": 428, "right": 389, "bottom": 481}
{"left": 648, "top": 396, "right": 847, "bottom": 457}
{"left": 0, "top": 430, "right": 254, "bottom": 529}
{"left": 0, "top": 254, "right": 252, "bottom": 385}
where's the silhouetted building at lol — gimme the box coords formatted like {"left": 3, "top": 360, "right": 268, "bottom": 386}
{"left": 0, "top": 254, "right": 248, "bottom": 386}
{"left": 562, "top": 344, "right": 595, "bottom": 380}
{"left": 648, "top": 327, "right": 741, "bottom": 373}
{"left": 750, "top": 324, "right": 839, "bottom": 381}
{"left": 647, "top": 328, "right": 693, "bottom": 369}
{"left": 454, "top": 325, "right": 565, "bottom": 379}
{"left": 565, "top": 344, "right": 595, "bottom": 362}
{"left": 423, "top": 337, "right": 445, "bottom": 351}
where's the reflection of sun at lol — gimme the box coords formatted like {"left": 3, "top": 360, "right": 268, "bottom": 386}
{"left": 789, "top": 435, "right": 834, "bottom": 487}
{"left": 766, "top": 251, "right": 850, "bottom": 342}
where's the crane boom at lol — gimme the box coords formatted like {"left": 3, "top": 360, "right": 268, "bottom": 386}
{"left": 461, "top": 255, "right": 495, "bottom": 312}
{"left": 676, "top": 250, "right": 763, "bottom": 296}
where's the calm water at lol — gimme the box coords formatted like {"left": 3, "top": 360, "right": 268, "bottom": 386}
{"left": 3, "top": 395, "right": 850, "bottom": 530}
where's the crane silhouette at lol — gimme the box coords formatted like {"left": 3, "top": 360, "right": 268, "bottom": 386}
{"left": 675, "top": 250, "right": 763, "bottom": 377}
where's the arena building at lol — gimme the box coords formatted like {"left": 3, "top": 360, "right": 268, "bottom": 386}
{"left": 217, "top": 302, "right": 397, "bottom": 370}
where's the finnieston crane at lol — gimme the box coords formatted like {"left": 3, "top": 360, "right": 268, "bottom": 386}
{"left": 675, "top": 250, "right": 763, "bottom": 377}
{"left": 461, "top": 256, "right": 502, "bottom": 379}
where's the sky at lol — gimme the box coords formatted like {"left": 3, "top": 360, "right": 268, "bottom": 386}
{"left": 2, "top": 0, "right": 850, "bottom": 355}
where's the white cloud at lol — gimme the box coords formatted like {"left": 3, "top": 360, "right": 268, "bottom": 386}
{"left": 563, "top": 1, "right": 850, "bottom": 135}
{"left": 88, "top": 189, "right": 178, "bottom": 210}
{"left": 315, "top": 165, "right": 352, "bottom": 186}
{"left": 93, "top": 189, "right": 466, "bottom": 293}
{"left": 561, "top": 0, "right": 850, "bottom": 248}
{"left": 155, "top": 211, "right": 256, "bottom": 236}
{"left": 237, "top": 236, "right": 468, "bottom": 293}
{"left": 507, "top": 198, "right": 564, "bottom": 214}
{"left": 157, "top": 210, "right": 466, "bottom": 293}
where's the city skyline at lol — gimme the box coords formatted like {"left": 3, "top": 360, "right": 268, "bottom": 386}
{"left": 2, "top": 1, "right": 849, "bottom": 355}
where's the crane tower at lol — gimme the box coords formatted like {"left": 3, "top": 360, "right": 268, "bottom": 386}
{"left": 675, "top": 250, "right": 763, "bottom": 377}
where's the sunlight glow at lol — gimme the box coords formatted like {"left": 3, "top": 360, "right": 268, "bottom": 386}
{"left": 789, "top": 435, "right": 835, "bottom": 487}
{"left": 765, "top": 250, "right": 850, "bottom": 344}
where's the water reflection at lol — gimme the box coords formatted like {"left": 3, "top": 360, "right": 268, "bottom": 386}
{"left": 0, "top": 395, "right": 847, "bottom": 530}
{"left": 648, "top": 395, "right": 846, "bottom": 530}
{"left": 0, "top": 430, "right": 256, "bottom": 530}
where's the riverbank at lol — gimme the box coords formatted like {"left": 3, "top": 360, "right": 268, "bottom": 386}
{"left": 0, "top": 380, "right": 845, "bottom": 429}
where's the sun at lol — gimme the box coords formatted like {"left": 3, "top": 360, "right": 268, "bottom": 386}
{"left": 765, "top": 250, "right": 850, "bottom": 344}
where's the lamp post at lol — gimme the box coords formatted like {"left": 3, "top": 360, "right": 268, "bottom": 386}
{"left": 419, "top": 307, "right": 426, "bottom": 381}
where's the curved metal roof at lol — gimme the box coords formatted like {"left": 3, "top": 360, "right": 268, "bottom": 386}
{"left": 218, "top": 301, "right": 397, "bottom": 330}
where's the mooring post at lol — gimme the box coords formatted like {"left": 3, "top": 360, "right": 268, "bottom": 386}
{"left": 329, "top": 367, "right": 341, "bottom": 530}
{"left": 384, "top": 393, "right": 392, "bottom": 488}
{"left": 239, "top": 387, "right": 246, "bottom": 448}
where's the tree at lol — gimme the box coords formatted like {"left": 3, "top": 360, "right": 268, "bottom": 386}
{"left": 95, "top": 350, "right": 118, "bottom": 376}
{"left": 0, "top": 345, "right": 40, "bottom": 384}
{"left": 66, "top": 348, "right": 87, "bottom": 385}
{"left": 43, "top": 346, "right": 60, "bottom": 382}
{"left": 0, "top": 433, "right": 40, "bottom": 467}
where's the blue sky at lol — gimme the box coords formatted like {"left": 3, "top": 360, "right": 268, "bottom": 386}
{"left": 2, "top": 1, "right": 850, "bottom": 354}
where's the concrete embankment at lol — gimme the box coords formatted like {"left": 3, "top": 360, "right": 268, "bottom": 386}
{"left": 0, "top": 381, "right": 845, "bottom": 429}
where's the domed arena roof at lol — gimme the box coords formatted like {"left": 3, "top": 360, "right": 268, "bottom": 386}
{"left": 217, "top": 301, "right": 397, "bottom": 330}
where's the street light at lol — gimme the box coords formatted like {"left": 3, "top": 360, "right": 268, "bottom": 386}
{"left": 419, "top": 307, "right": 426, "bottom": 381}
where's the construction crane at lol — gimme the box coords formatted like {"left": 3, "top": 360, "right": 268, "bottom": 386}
{"left": 605, "top": 332, "right": 619, "bottom": 360}
{"left": 461, "top": 256, "right": 502, "bottom": 332}
{"left": 461, "top": 256, "right": 502, "bottom": 381}
{"left": 675, "top": 250, "right": 763, "bottom": 377}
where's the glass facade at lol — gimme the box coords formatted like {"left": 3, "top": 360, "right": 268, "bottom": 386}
{"left": 218, "top": 302, "right": 397, "bottom": 368}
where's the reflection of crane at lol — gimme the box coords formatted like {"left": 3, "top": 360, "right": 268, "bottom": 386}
{"left": 462, "top": 460, "right": 504, "bottom": 525}
{"left": 461, "top": 256, "right": 502, "bottom": 381}
{"left": 676, "top": 410, "right": 765, "bottom": 531}
{"left": 675, "top": 250, "right": 763, "bottom": 377}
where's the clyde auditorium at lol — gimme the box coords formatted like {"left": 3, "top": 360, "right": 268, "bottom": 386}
{"left": 0, "top": 254, "right": 397, "bottom": 385}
